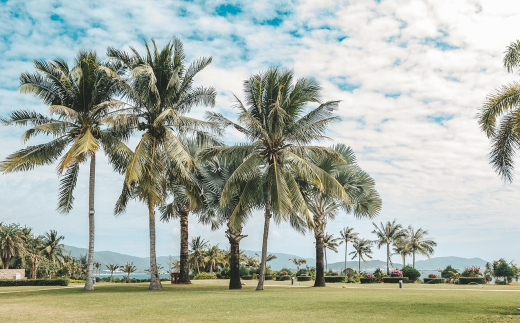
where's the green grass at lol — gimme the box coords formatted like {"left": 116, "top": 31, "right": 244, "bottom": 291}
{"left": 1, "top": 280, "right": 519, "bottom": 322}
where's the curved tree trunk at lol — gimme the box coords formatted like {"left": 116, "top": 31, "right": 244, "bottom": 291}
{"left": 386, "top": 243, "right": 390, "bottom": 275}
{"left": 227, "top": 226, "right": 247, "bottom": 290}
{"left": 178, "top": 210, "right": 191, "bottom": 284}
{"left": 84, "top": 154, "right": 96, "bottom": 291}
{"left": 256, "top": 192, "right": 271, "bottom": 291}
{"left": 148, "top": 199, "right": 163, "bottom": 290}
{"left": 314, "top": 232, "right": 325, "bottom": 287}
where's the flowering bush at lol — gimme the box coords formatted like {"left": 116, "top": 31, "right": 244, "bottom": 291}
{"left": 462, "top": 266, "right": 482, "bottom": 277}
{"left": 278, "top": 271, "right": 288, "bottom": 276}
{"left": 428, "top": 273, "right": 437, "bottom": 278}
{"left": 364, "top": 273, "right": 375, "bottom": 279}
{"left": 390, "top": 269, "right": 403, "bottom": 277}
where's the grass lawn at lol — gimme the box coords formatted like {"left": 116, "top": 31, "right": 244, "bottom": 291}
{"left": 1, "top": 280, "right": 520, "bottom": 322}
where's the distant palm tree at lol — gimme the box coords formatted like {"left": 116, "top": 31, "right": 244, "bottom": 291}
{"left": 106, "top": 263, "right": 119, "bottom": 283}
{"left": 392, "top": 237, "right": 412, "bottom": 267}
{"left": 0, "top": 51, "right": 125, "bottom": 291}
{"left": 204, "top": 245, "right": 223, "bottom": 273}
{"left": 323, "top": 233, "right": 341, "bottom": 272}
{"left": 478, "top": 40, "right": 520, "bottom": 182}
{"left": 339, "top": 227, "right": 358, "bottom": 275}
{"left": 350, "top": 238, "right": 373, "bottom": 272}
{"left": 288, "top": 257, "right": 306, "bottom": 271}
{"left": 189, "top": 236, "right": 209, "bottom": 274}
{"left": 0, "top": 224, "right": 26, "bottom": 269}
{"left": 41, "top": 230, "right": 66, "bottom": 265}
{"left": 121, "top": 262, "right": 137, "bottom": 282}
{"left": 372, "top": 219, "right": 405, "bottom": 275}
{"left": 94, "top": 262, "right": 102, "bottom": 277}
{"left": 26, "top": 234, "right": 44, "bottom": 279}
{"left": 407, "top": 226, "right": 437, "bottom": 268}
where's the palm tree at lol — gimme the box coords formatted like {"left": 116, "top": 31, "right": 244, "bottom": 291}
{"left": 478, "top": 40, "right": 520, "bottom": 182}
{"left": 189, "top": 236, "right": 209, "bottom": 274}
{"left": 298, "top": 144, "right": 381, "bottom": 286}
{"left": 372, "top": 219, "right": 405, "bottom": 275}
{"left": 350, "top": 238, "right": 373, "bottom": 272}
{"left": 323, "top": 233, "right": 341, "bottom": 272}
{"left": 392, "top": 237, "right": 412, "bottom": 267}
{"left": 106, "top": 263, "right": 119, "bottom": 283}
{"left": 204, "top": 245, "right": 223, "bottom": 273}
{"left": 339, "top": 227, "right": 358, "bottom": 275}
{"left": 94, "top": 262, "right": 102, "bottom": 277}
{"left": 26, "top": 234, "right": 44, "bottom": 279}
{"left": 109, "top": 38, "right": 219, "bottom": 290}
{"left": 407, "top": 226, "right": 437, "bottom": 268}
{"left": 203, "top": 68, "right": 350, "bottom": 290}
{"left": 0, "top": 224, "right": 26, "bottom": 269}
{"left": 121, "top": 262, "right": 136, "bottom": 282}
{"left": 0, "top": 51, "right": 125, "bottom": 291}
{"left": 41, "top": 230, "right": 66, "bottom": 265}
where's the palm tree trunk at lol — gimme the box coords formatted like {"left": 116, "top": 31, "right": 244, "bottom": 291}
{"left": 386, "top": 243, "right": 390, "bottom": 275}
{"left": 344, "top": 244, "right": 347, "bottom": 274}
{"left": 358, "top": 255, "right": 361, "bottom": 272}
{"left": 314, "top": 232, "right": 325, "bottom": 287}
{"left": 227, "top": 227, "right": 245, "bottom": 290}
{"left": 324, "top": 248, "right": 328, "bottom": 271}
{"left": 84, "top": 154, "right": 96, "bottom": 291}
{"left": 178, "top": 210, "right": 191, "bottom": 284}
{"left": 196, "top": 255, "right": 200, "bottom": 274}
{"left": 256, "top": 192, "right": 271, "bottom": 291}
{"left": 148, "top": 199, "right": 163, "bottom": 290}
{"left": 412, "top": 250, "right": 416, "bottom": 268}
{"left": 5, "top": 256, "right": 10, "bottom": 269}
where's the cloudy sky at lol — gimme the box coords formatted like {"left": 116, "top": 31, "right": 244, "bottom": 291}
{"left": 1, "top": 0, "right": 519, "bottom": 265}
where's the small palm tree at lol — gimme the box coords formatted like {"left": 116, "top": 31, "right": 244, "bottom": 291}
{"left": 106, "top": 263, "right": 119, "bottom": 283}
{"left": 0, "top": 224, "right": 26, "bottom": 269}
{"left": 121, "top": 262, "right": 137, "bottom": 282}
{"left": 407, "top": 226, "right": 437, "bottom": 268}
{"left": 41, "top": 230, "right": 66, "bottom": 265}
{"left": 392, "top": 237, "right": 412, "bottom": 267}
{"left": 204, "top": 245, "right": 223, "bottom": 273}
{"left": 350, "top": 238, "right": 373, "bottom": 272}
{"left": 339, "top": 227, "right": 358, "bottom": 275}
{"left": 323, "top": 233, "right": 341, "bottom": 272}
{"left": 189, "top": 236, "right": 209, "bottom": 274}
{"left": 478, "top": 40, "right": 520, "bottom": 182}
{"left": 372, "top": 219, "right": 405, "bottom": 275}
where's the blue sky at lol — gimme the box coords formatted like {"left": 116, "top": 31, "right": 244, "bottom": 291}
{"left": 1, "top": 0, "right": 519, "bottom": 265}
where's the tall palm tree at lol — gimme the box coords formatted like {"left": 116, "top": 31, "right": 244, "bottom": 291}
{"left": 298, "top": 144, "right": 381, "bottom": 286}
{"left": 0, "top": 51, "right": 125, "bottom": 291}
{"left": 372, "top": 219, "right": 405, "bottom": 275}
{"left": 109, "top": 38, "right": 219, "bottom": 290}
{"left": 407, "top": 226, "right": 437, "bottom": 268}
{"left": 350, "top": 238, "right": 373, "bottom": 272}
{"left": 121, "top": 262, "right": 136, "bottom": 282}
{"left": 0, "top": 224, "right": 26, "bottom": 269}
{"left": 189, "top": 236, "right": 209, "bottom": 274}
{"left": 323, "top": 233, "right": 341, "bottom": 272}
{"left": 478, "top": 40, "right": 520, "bottom": 182}
{"left": 203, "top": 68, "right": 350, "bottom": 290}
{"left": 339, "top": 227, "right": 358, "bottom": 275}
{"left": 26, "top": 233, "right": 44, "bottom": 279}
{"left": 41, "top": 230, "right": 66, "bottom": 266}
{"left": 392, "top": 237, "right": 412, "bottom": 267}
{"left": 106, "top": 263, "right": 119, "bottom": 283}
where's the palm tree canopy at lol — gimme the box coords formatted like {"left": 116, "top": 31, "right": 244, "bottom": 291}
{"left": 407, "top": 226, "right": 437, "bottom": 258}
{"left": 350, "top": 238, "right": 373, "bottom": 262}
{"left": 0, "top": 51, "right": 127, "bottom": 213}
{"left": 340, "top": 227, "right": 359, "bottom": 244}
{"left": 41, "top": 230, "right": 66, "bottom": 264}
{"left": 371, "top": 219, "right": 405, "bottom": 249}
{"left": 478, "top": 40, "right": 520, "bottom": 182}
{"left": 323, "top": 233, "right": 341, "bottom": 253}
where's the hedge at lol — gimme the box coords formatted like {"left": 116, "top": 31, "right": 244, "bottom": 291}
{"left": 241, "top": 275, "right": 253, "bottom": 280}
{"left": 297, "top": 276, "right": 312, "bottom": 281}
{"left": 0, "top": 279, "right": 69, "bottom": 287}
{"left": 360, "top": 278, "right": 376, "bottom": 284}
{"left": 383, "top": 277, "right": 410, "bottom": 283}
{"left": 458, "top": 277, "right": 486, "bottom": 284}
{"left": 276, "top": 275, "right": 291, "bottom": 281}
{"left": 324, "top": 276, "right": 347, "bottom": 283}
{"left": 423, "top": 278, "right": 446, "bottom": 284}
{"left": 264, "top": 275, "right": 273, "bottom": 281}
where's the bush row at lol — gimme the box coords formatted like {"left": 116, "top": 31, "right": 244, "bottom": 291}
{"left": 423, "top": 278, "right": 446, "bottom": 284}
{"left": 458, "top": 277, "right": 486, "bottom": 284}
{"left": 382, "top": 277, "right": 409, "bottom": 283}
{"left": 360, "top": 278, "right": 376, "bottom": 284}
{"left": 324, "top": 276, "right": 347, "bottom": 283}
{"left": 296, "top": 276, "right": 312, "bottom": 281}
{"left": 0, "top": 279, "right": 69, "bottom": 287}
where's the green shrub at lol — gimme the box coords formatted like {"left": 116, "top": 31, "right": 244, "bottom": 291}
{"left": 239, "top": 266, "right": 249, "bottom": 277}
{"left": 0, "top": 279, "right": 69, "bottom": 287}
{"left": 296, "top": 275, "right": 312, "bottom": 281}
{"left": 324, "top": 276, "right": 346, "bottom": 283}
{"left": 264, "top": 275, "right": 273, "bottom": 281}
{"left": 458, "top": 277, "right": 486, "bottom": 284}
{"left": 296, "top": 269, "right": 308, "bottom": 276}
{"left": 241, "top": 275, "right": 253, "bottom": 280}
{"left": 401, "top": 266, "right": 421, "bottom": 281}
{"left": 360, "top": 278, "right": 376, "bottom": 284}
{"left": 383, "top": 277, "right": 410, "bottom": 283}
{"left": 441, "top": 265, "right": 459, "bottom": 279}
{"left": 423, "top": 278, "right": 446, "bottom": 284}
{"left": 276, "top": 275, "right": 291, "bottom": 281}
{"left": 193, "top": 272, "right": 217, "bottom": 280}
{"left": 69, "top": 279, "right": 86, "bottom": 284}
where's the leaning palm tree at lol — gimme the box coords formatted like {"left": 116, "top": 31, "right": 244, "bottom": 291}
{"left": 109, "top": 38, "right": 219, "bottom": 290}
{"left": 323, "top": 233, "right": 341, "bottom": 272}
{"left": 407, "top": 226, "right": 437, "bottom": 268}
{"left": 106, "top": 263, "right": 119, "bottom": 283}
{"left": 372, "top": 219, "right": 405, "bottom": 275}
{"left": 203, "top": 68, "right": 349, "bottom": 290}
{"left": 0, "top": 224, "right": 26, "bottom": 269}
{"left": 350, "top": 238, "right": 373, "bottom": 272}
{"left": 41, "top": 230, "right": 66, "bottom": 266}
{"left": 189, "top": 236, "right": 209, "bottom": 274}
{"left": 0, "top": 51, "right": 125, "bottom": 291}
{"left": 339, "top": 227, "right": 358, "bottom": 275}
{"left": 298, "top": 144, "right": 381, "bottom": 286}
{"left": 392, "top": 237, "right": 412, "bottom": 267}
{"left": 478, "top": 40, "right": 520, "bottom": 182}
